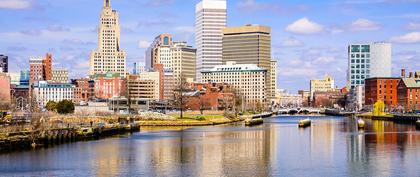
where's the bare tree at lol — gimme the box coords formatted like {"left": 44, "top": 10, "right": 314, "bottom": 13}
{"left": 173, "top": 75, "right": 188, "bottom": 119}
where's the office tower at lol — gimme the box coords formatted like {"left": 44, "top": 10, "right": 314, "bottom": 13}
{"left": 171, "top": 42, "right": 197, "bottom": 86}
{"left": 347, "top": 42, "right": 391, "bottom": 89}
{"left": 89, "top": 0, "right": 127, "bottom": 77}
{"left": 0, "top": 55, "right": 8, "bottom": 73}
{"left": 145, "top": 34, "right": 173, "bottom": 70}
{"left": 146, "top": 35, "right": 197, "bottom": 86}
{"left": 29, "top": 53, "right": 52, "bottom": 84}
{"left": 222, "top": 25, "right": 273, "bottom": 101}
{"left": 52, "top": 68, "right": 69, "bottom": 83}
{"left": 195, "top": 0, "right": 227, "bottom": 81}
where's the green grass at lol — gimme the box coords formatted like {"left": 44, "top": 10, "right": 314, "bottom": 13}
{"left": 170, "top": 113, "right": 225, "bottom": 121}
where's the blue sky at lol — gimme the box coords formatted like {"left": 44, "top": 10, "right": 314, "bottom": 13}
{"left": 1, "top": 0, "right": 420, "bottom": 93}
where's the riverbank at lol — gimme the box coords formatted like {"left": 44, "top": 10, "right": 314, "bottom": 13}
{"left": 357, "top": 113, "right": 420, "bottom": 123}
{"left": 0, "top": 123, "right": 140, "bottom": 153}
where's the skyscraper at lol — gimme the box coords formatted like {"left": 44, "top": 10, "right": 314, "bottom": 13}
{"left": 222, "top": 25, "right": 275, "bottom": 102}
{"left": 195, "top": 0, "right": 227, "bottom": 82}
{"left": 0, "top": 55, "right": 8, "bottom": 73}
{"left": 89, "top": 0, "right": 127, "bottom": 77}
{"left": 145, "top": 34, "right": 173, "bottom": 70}
{"left": 347, "top": 42, "right": 392, "bottom": 89}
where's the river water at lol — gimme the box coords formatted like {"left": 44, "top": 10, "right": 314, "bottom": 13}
{"left": 1, "top": 116, "right": 420, "bottom": 177}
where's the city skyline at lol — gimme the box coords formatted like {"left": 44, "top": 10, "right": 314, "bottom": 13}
{"left": 1, "top": 0, "right": 420, "bottom": 92}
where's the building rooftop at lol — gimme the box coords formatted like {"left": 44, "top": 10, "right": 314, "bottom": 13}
{"left": 203, "top": 62, "right": 266, "bottom": 73}
{"left": 401, "top": 78, "right": 420, "bottom": 88}
{"left": 223, "top": 25, "right": 271, "bottom": 35}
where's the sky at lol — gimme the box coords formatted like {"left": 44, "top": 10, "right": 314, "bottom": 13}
{"left": 0, "top": 0, "right": 420, "bottom": 93}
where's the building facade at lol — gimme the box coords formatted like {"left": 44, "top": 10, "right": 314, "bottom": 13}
{"left": 29, "top": 53, "right": 52, "bottom": 84}
{"left": 93, "top": 73, "right": 127, "bottom": 99}
{"left": 89, "top": 0, "right": 127, "bottom": 77}
{"left": 270, "top": 60, "right": 278, "bottom": 102}
{"left": 0, "top": 55, "right": 8, "bottom": 73}
{"left": 171, "top": 42, "right": 197, "bottom": 86}
{"left": 32, "top": 81, "right": 74, "bottom": 108}
{"left": 72, "top": 78, "right": 95, "bottom": 105}
{"left": 127, "top": 75, "right": 159, "bottom": 100}
{"left": 222, "top": 25, "right": 274, "bottom": 101}
{"left": 397, "top": 72, "right": 420, "bottom": 112}
{"left": 365, "top": 77, "right": 400, "bottom": 108}
{"left": 310, "top": 75, "right": 335, "bottom": 100}
{"left": 133, "top": 62, "right": 146, "bottom": 74}
{"left": 145, "top": 34, "right": 173, "bottom": 70}
{"left": 52, "top": 68, "right": 69, "bottom": 83}
{"left": 0, "top": 73, "right": 11, "bottom": 105}
{"left": 202, "top": 62, "right": 267, "bottom": 104}
{"left": 348, "top": 42, "right": 392, "bottom": 89}
{"left": 195, "top": 0, "right": 227, "bottom": 81}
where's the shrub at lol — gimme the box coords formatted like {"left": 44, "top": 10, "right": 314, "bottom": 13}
{"left": 56, "top": 100, "right": 75, "bottom": 114}
{"left": 196, "top": 115, "right": 206, "bottom": 121}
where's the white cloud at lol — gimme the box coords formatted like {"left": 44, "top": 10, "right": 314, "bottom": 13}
{"left": 390, "top": 32, "right": 420, "bottom": 44}
{"left": 138, "top": 40, "right": 151, "bottom": 49}
{"left": 406, "top": 22, "right": 420, "bottom": 30}
{"left": 0, "top": 0, "right": 31, "bottom": 9}
{"left": 174, "top": 26, "right": 195, "bottom": 34}
{"left": 285, "top": 17, "right": 325, "bottom": 35}
{"left": 280, "top": 37, "right": 304, "bottom": 47}
{"left": 313, "top": 56, "right": 336, "bottom": 64}
{"left": 348, "top": 18, "right": 381, "bottom": 31}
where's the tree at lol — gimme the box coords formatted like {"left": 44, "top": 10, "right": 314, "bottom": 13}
{"left": 199, "top": 96, "right": 212, "bottom": 115}
{"left": 45, "top": 101, "right": 57, "bottom": 112}
{"left": 174, "top": 75, "right": 188, "bottom": 119}
{"left": 56, "top": 100, "right": 75, "bottom": 114}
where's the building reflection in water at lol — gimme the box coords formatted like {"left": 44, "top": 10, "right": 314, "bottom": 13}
{"left": 345, "top": 118, "right": 420, "bottom": 176}
{"left": 132, "top": 125, "right": 275, "bottom": 177}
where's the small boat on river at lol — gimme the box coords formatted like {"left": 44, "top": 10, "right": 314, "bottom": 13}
{"left": 298, "top": 119, "right": 311, "bottom": 128}
{"left": 245, "top": 118, "right": 264, "bottom": 126}
{"left": 357, "top": 119, "right": 365, "bottom": 129}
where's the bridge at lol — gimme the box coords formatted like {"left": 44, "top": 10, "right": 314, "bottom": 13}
{"left": 277, "top": 108, "right": 321, "bottom": 114}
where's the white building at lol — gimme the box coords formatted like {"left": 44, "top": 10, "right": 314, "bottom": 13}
{"left": 133, "top": 62, "right": 146, "bottom": 74}
{"left": 202, "top": 62, "right": 267, "bottom": 104}
{"left": 348, "top": 42, "right": 391, "bottom": 89}
{"left": 145, "top": 34, "right": 173, "bottom": 70}
{"left": 195, "top": 0, "right": 227, "bottom": 82}
{"left": 89, "top": 0, "right": 127, "bottom": 77}
{"left": 275, "top": 89, "right": 302, "bottom": 107}
{"left": 52, "top": 68, "right": 69, "bottom": 83}
{"left": 33, "top": 81, "right": 74, "bottom": 108}
{"left": 270, "top": 60, "right": 278, "bottom": 102}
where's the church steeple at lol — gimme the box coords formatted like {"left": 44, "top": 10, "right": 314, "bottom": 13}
{"left": 104, "top": 0, "right": 111, "bottom": 7}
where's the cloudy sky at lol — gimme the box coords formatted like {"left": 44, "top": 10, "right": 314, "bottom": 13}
{"left": 0, "top": 0, "right": 420, "bottom": 93}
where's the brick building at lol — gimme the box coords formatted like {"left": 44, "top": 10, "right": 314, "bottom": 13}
{"left": 72, "top": 78, "right": 95, "bottom": 104}
{"left": 0, "top": 73, "right": 11, "bottom": 106}
{"left": 29, "top": 53, "right": 52, "bottom": 84}
{"left": 397, "top": 74, "right": 420, "bottom": 112}
{"left": 365, "top": 77, "right": 401, "bottom": 108}
{"left": 184, "top": 83, "right": 235, "bottom": 111}
{"left": 93, "top": 73, "right": 127, "bottom": 100}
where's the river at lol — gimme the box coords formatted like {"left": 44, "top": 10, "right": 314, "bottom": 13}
{"left": 1, "top": 116, "right": 420, "bottom": 177}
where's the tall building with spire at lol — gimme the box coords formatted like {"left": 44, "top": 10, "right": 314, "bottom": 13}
{"left": 195, "top": 0, "right": 227, "bottom": 82}
{"left": 89, "top": 0, "right": 127, "bottom": 77}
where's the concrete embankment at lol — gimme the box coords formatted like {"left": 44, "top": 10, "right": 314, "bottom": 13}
{"left": 358, "top": 114, "right": 420, "bottom": 123}
{"left": 0, "top": 124, "right": 140, "bottom": 153}
{"left": 137, "top": 118, "right": 243, "bottom": 127}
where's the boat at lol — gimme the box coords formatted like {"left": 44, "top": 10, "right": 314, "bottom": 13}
{"left": 245, "top": 118, "right": 264, "bottom": 126}
{"left": 357, "top": 119, "right": 365, "bottom": 129}
{"left": 298, "top": 119, "right": 311, "bottom": 128}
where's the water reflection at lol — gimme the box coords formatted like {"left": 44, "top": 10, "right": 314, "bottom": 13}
{"left": 1, "top": 116, "right": 420, "bottom": 176}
